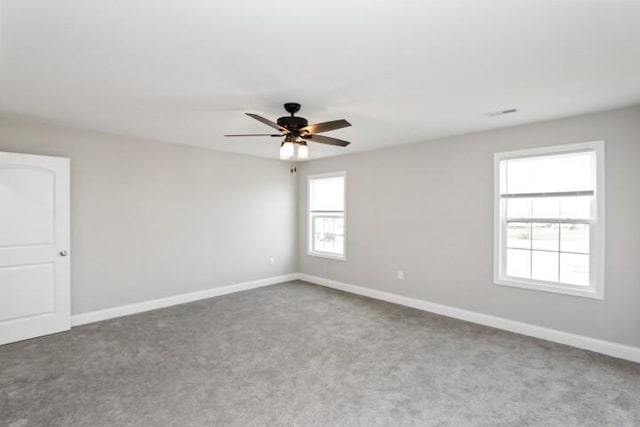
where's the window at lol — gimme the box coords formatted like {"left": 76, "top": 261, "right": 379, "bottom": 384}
{"left": 308, "top": 172, "right": 346, "bottom": 259}
{"left": 494, "top": 141, "right": 604, "bottom": 299}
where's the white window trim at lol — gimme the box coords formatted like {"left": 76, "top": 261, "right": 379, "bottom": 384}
{"left": 493, "top": 141, "right": 605, "bottom": 299}
{"left": 307, "top": 171, "right": 346, "bottom": 261}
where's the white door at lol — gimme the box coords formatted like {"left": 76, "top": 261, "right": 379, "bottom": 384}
{"left": 0, "top": 151, "right": 70, "bottom": 345}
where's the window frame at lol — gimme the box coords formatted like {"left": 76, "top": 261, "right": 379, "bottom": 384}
{"left": 307, "top": 171, "right": 347, "bottom": 261}
{"left": 493, "top": 141, "right": 605, "bottom": 299}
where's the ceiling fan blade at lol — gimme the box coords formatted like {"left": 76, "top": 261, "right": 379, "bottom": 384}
{"left": 224, "top": 134, "right": 282, "bottom": 137}
{"left": 299, "top": 119, "right": 351, "bottom": 134}
{"left": 302, "top": 134, "right": 351, "bottom": 147}
{"left": 245, "top": 113, "right": 289, "bottom": 133}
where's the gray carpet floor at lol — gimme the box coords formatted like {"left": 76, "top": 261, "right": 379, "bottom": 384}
{"left": 1, "top": 281, "right": 639, "bottom": 426}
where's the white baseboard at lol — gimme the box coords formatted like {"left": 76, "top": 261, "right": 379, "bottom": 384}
{"left": 298, "top": 273, "right": 640, "bottom": 364}
{"left": 71, "top": 273, "right": 299, "bottom": 327}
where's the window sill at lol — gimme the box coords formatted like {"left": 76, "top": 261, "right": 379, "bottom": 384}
{"left": 307, "top": 251, "right": 346, "bottom": 261}
{"left": 494, "top": 276, "right": 603, "bottom": 300}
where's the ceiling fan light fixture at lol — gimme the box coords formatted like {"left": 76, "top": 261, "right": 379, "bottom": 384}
{"left": 280, "top": 140, "right": 295, "bottom": 160}
{"left": 296, "top": 141, "right": 309, "bottom": 160}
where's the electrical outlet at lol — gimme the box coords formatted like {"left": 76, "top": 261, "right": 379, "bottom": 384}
{"left": 397, "top": 270, "right": 404, "bottom": 280}
{"left": 269, "top": 257, "right": 276, "bottom": 265}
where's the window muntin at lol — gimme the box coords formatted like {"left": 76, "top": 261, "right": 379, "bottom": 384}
{"left": 494, "top": 142, "right": 604, "bottom": 298}
{"left": 308, "top": 172, "right": 346, "bottom": 259}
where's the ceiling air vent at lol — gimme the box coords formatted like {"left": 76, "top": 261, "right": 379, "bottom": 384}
{"left": 486, "top": 108, "right": 518, "bottom": 117}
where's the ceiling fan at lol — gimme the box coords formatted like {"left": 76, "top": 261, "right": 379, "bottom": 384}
{"left": 224, "top": 103, "right": 352, "bottom": 160}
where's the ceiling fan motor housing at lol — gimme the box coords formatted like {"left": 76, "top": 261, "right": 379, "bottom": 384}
{"left": 277, "top": 116, "right": 308, "bottom": 134}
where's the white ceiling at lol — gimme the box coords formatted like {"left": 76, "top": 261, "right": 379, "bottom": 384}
{"left": 1, "top": 0, "right": 639, "bottom": 160}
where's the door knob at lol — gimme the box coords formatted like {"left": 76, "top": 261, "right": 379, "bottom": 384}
{"left": 60, "top": 250, "right": 68, "bottom": 257}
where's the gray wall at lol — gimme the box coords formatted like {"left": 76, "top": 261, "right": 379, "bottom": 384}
{"left": 0, "top": 117, "right": 297, "bottom": 315}
{"left": 298, "top": 105, "right": 640, "bottom": 348}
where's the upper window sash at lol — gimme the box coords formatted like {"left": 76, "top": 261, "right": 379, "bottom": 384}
{"left": 500, "top": 147, "right": 596, "bottom": 196}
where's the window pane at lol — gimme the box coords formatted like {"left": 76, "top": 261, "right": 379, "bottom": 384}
{"left": 506, "top": 198, "right": 531, "bottom": 219}
{"left": 507, "top": 222, "right": 530, "bottom": 249}
{"left": 560, "top": 253, "right": 589, "bottom": 286}
{"left": 334, "top": 235, "right": 344, "bottom": 255}
{"left": 324, "top": 217, "right": 334, "bottom": 235}
{"left": 532, "top": 250, "right": 559, "bottom": 282}
{"left": 560, "top": 196, "right": 592, "bottom": 219}
{"left": 532, "top": 223, "right": 559, "bottom": 251}
{"left": 560, "top": 224, "right": 589, "bottom": 254}
{"left": 506, "top": 151, "right": 594, "bottom": 194}
{"left": 531, "top": 197, "right": 559, "bottom": 219}
{"left": 334, "top": 217, "right": 344, "bottom": 235}
{"left": 310, "top": 176, "right": 344, "bottom": 211}
{"left": 531, "top": 152, "right": 593, "bottom": 193}
{"left": 507, "top": 249, "right": 530, "bottom": 279}
{"left": 504, "top": 157, "right": 533, "bottom": 194}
